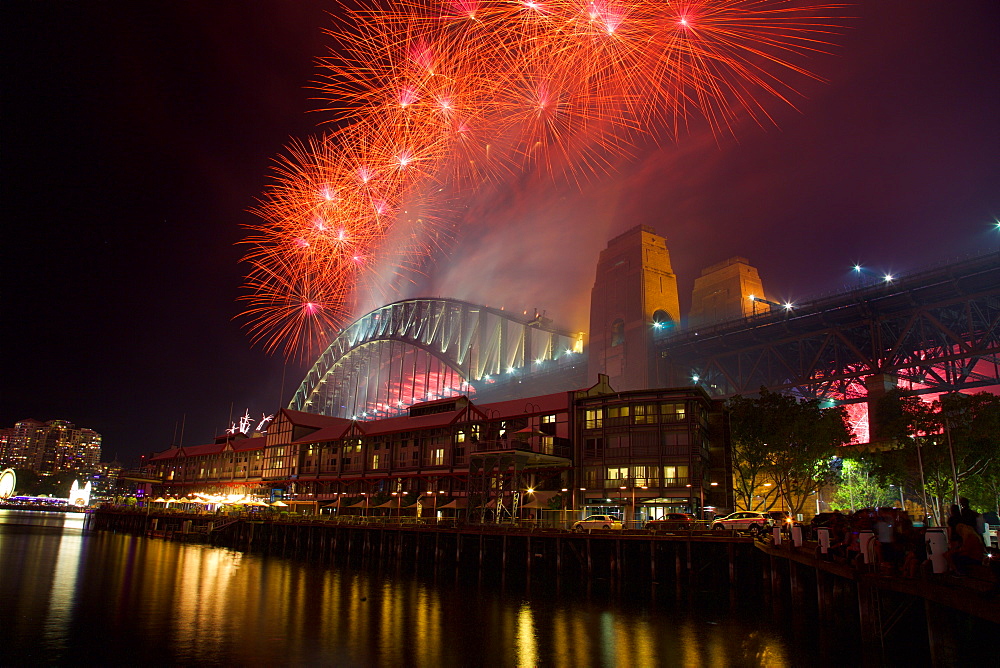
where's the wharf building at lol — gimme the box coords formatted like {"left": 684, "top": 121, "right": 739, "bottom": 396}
{"left": 143, "top": 377, "right": 733, "bottom": 522}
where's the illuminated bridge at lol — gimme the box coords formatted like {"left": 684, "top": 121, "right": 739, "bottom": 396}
{"left": 291, "top": 251, "right": 1000, "bottom": 443}
{"left": 291, "top": 298, "right": 586, "bottom": 419}
{"left": 657, "top": 251, "right": 1000, "bottom": 440}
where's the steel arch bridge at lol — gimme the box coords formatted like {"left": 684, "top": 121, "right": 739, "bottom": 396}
{"left": 657, "top": 251, "right": 1000, "bottom": 440}
{"left": 291, "top": 298, "right": 585, "bottom": 419}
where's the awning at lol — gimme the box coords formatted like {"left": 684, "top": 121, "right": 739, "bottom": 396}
{"left": 521, "top": 491, "right": 558, "bottom": 509}
{"left": 438, "top": 498, "right": 467, "bottom": 509}
{"left": 346, "top": 499, "right": 369, "bottom": 508}
{"left": 374, "top": 499, "right": 417, "bottom": 509}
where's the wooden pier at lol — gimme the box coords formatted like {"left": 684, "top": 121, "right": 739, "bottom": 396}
{"left": 86, "top": 509, "right": 999, "bottom": 664}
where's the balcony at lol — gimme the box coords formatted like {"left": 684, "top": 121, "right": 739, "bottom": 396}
{"left": 468, "top": 439, "right": 570, "bottom": 459}
{"left": 601, "top": 477, "right": 690, "bottom": 489}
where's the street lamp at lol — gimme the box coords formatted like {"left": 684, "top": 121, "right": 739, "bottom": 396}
{"left": 618, "top": 485, "right": 635, "bottom": 528}
{"left": 639, "top": 485, "right": 648, "bottom": 525}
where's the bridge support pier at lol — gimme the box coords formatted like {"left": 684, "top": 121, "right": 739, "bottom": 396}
{"left": 857, "top": 581, "right": 880, "bottom": 652}
{"left": 769, "top": 555, "right": 782, "bottom": 602}
{"left": 789, "top": 560, "right": 805, "bottom": 609}
{"left": 924, "top": 599, "right": 960, "bottom": 667}
{"left": 816, "top": 569, "right": 834, "bottom": 625}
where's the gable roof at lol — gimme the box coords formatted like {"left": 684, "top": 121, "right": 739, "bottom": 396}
{"left": 232, "top": 436, "right": 266, "bottom": 452}
{"left": 293, "top": 422, "right": 356, "bottom": 444}
{"left": 149, "top": 435, "right": 267, "bottom": 460}
{"left": 150, "top": 447, "right": 183, "bottom": 461}
{"left": 474, "top": 391, "right": 572, "bottom": 419}
{"left": 358, "top": 409, "right": 466, "bottom": 436}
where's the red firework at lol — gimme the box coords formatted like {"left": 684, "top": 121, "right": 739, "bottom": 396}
{"left": 239, "top": 0, "right": 849, "bottom": 356}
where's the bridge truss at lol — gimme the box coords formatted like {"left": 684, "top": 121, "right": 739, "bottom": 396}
{"left": 658, "top": 252, "right": 1000, "bottom": 440}
{"left": 291, "top": 298, "right": 585, "bottom": 419}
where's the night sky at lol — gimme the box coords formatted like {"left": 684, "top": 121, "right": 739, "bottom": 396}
{"left": 4, "top": 1, "right": 999, "bottom": 464}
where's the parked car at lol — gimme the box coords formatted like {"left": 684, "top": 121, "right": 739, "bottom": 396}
{"left": 767, "top": 510, "right": 795, "bottom": 527}
{"left": 572, "top": 514, "right": 622, "bottom": 531}
{"left": 645, "top": 513, "right": 701, "bottom": 530}
{"left": 808, "top": 511, "right": 840, "bottom": 539}
{"left": 710, "top": 511, "right": 772, "bottom": 534}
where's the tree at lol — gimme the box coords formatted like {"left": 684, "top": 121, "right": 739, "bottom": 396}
{"left": 833, "top": 457, "right": 894, "bottom": 510}
{"left": 728, "top": 394, "right": 782, "bottom": 511}
{"left": 729, "top": 389, "right": 853, "bottom": 515}
{"left": 873, "top": 390, "right": 1000, "bottom": 523}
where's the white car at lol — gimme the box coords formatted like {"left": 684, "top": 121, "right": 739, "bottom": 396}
{"left": 710, "top": 511, "right": 772, "bottom": 534}
{"left": 572, "top": 514, "right": 623, "bottom": 531}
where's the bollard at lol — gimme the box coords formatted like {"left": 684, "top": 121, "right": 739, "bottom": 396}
{"left": 926, "top": 528, "right": 949, "bottom": 573}
{"left": 858, "top": 530, "right": 875, "bottom": 564}
{"left": 791, "top": 525, "right": 803, "bottom": 547}
{"left": 817, "top": 527, "right": 830, "bottom": 554}
{"left": 772, "top": 526, "right": 782, "bottom": 545}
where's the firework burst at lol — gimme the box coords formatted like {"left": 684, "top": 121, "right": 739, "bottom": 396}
{"left": 240, "top": 0, "right": 848, "bottom": 356}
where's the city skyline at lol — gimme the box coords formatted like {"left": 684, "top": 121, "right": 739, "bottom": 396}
{"left": 4, "top": 1, "right": 999, "bottom": 463}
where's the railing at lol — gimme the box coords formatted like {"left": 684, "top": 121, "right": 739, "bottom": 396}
{"left": 602, "top": 478, "right": 690, "bottom": 489}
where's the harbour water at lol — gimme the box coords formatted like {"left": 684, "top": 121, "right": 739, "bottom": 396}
{"left": 2, "top": 509, "right": 838, "bottom": 666}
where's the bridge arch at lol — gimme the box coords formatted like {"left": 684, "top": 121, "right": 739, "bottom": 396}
{"left": 291, "top": 298, "right": 584, "bottom": 419}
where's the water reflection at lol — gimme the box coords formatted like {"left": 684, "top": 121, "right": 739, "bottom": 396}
{"left": 2, "top": 510, "right": 796, "bottom": 666}
{"left": 42, "top": 514, "right": 84, "bottom": 650}
{"left": 516, "top": 603, "right": 537, "bottom": 666}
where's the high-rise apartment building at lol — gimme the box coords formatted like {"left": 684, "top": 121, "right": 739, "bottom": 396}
{"left": 0, "top": 419, "right": 102, "bottom": 474}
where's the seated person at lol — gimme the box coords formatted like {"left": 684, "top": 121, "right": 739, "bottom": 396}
{"left": 944, "top": 523, "right": 986, "bottom": 576}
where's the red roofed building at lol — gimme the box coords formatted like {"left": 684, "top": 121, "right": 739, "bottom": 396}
{"left": 141, "top": 377, "right": 732, "bottom": 522}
